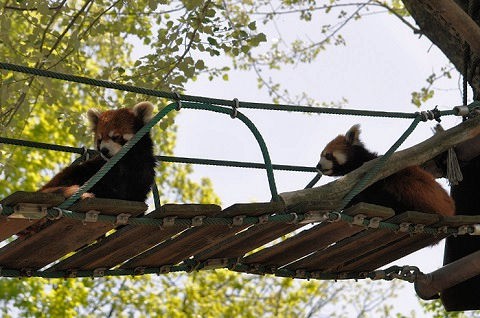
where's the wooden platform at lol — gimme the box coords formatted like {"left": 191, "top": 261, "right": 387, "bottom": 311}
{"left": 0, "top": 191, "right": 478, "bottom": 277}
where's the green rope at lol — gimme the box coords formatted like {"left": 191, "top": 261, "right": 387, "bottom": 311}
{"left": 0, "top": 261, "right": 419, "bottom": 281}
{"left": 0, "top": 137, "right": 86, "bottom": 155}
{"left": 1, "top": 203, "right": 475, "bottom": 237}
{"left": 57, "top": 101, "right": 279, "bottom": 207}
{"left": 339, "top": 116, "right": 422, "bottom": 209}
{"left": 151, "top": 182, "right": 161, "bottom": 210}
{"left": 182, "top": 102, "right": 279, "bottom": 201}
{"left": 0, "top": 137, "right": 316, "bottom": 173}
{"left": 0, "top": 62, "right": 467, "bottom": 119}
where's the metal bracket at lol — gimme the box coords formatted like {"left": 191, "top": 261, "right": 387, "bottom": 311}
{"left": 398, "top": 222, "right": 411, "bottom": 233}
{"left": 413, "top": 224, "right": 425, "bottom": 234}
{"left": 192, "top": 216, "right": 205, "bottom": 226}
{"left": 437, "top": 226, "right": 449, "bottom": 235}
{"left": 258, "top": 214, "right": 269, "bottom": 224}
{"left": 470, "top": 224, "right": 480, "bottom": 235}
{"left": 232, "top": 215, "right": 245, "bottom": 226}
{"left": 93, "top": 268, "right": 106, "bottom": 277}
{"left": 368, "top": 217, "right": 383, "bottom": 229}
{"left": 457, "top": 225, "right": 469, "bottom": 236}
{"left": 300, "top": 211, "right": 329, "bottom": 224}
{"left": 66, "top": 270, "right": 78, "bottom": 278}
{"left": 134, "top": 267, "right": 146, "bottom": 275}
{"left": 9, "top": 203, "right": 48, "bottom": 220}
{"left": 84, "top": 210, "right": 100, "bottom": 223}
{"left": 203, "top": 258, "right": 229, "bottom": 270}
{"left": 115, "top": 213, "right": 131, "bottom": 226}
{"left": 162, "top": 216, "right": 176, "bottom": 227}
{"left": 159, "top": 265, "right": 172, "bottom": 274}
{"left": 295, "top": 269, "right": 307, "bottom": 279}
{"left": 351, "top": 214, "right": 366, "bottom": 226}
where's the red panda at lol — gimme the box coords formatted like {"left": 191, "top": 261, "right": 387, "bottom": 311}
{"left": 316, "top": 124, "right": 455, "bottom": 216}
{"left": 40, "top": 101, "right": 156, "bottom": 202}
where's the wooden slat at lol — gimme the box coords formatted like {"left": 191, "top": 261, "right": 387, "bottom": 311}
{"left": 338, "top": 212, "right": 441, "bottom": 272}
{"left": 0, "top": 195, "right": 147, "bottom": 270}
{"left": 121, "top": 202, "right": 283, "bottom": 269}
{"left": 287, "top": 211, "right": 438, "bottom": 272}
{"left": 0, "top": 191, "right": 65, "bottom": 241}
{"left": 49, "top": 204, "right": 221, "bottom": 271}
{"left": 243, "top": 203, "right": 395, "bottom": 268}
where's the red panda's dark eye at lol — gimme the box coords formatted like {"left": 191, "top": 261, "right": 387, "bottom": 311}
{"left": 325, "top": 153, "right": 334, "bottom": 160}
{"left": 111, "top": 135, "right": 123, "bottom": 143}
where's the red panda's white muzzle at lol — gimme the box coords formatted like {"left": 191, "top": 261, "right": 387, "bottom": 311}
{"left": 99, "top": 139, "right": 122, "bottom": 159}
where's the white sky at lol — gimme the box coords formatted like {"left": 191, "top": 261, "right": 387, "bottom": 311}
{"left": 170, "top": 7, "right": 468, "bottom": 318}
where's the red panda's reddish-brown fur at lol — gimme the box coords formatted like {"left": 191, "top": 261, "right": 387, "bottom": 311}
{"left": 316, "top": 124, "right": 455, "bottom": 216}
{"left": 40, "top": 102, "right": 156, "bottom": 202}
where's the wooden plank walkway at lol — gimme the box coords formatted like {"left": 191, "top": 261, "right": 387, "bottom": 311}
{"left": 0, "top": 191, "right": 477, "bottom": 277}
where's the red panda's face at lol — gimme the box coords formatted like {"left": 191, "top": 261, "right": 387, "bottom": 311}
{"left": 316, "top": 124, "right": 362, "bottom": 176}
{"left": 317, "top": 135, "right": 350, "bottom": 176}
{"left": 87, "top": 102, "right": 154, "bottom": 159}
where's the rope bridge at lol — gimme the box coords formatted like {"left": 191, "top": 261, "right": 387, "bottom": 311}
{"left": 1, "top": 62, "right": 480, "bottom": 299}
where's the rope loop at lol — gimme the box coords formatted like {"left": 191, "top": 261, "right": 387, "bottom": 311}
{"left": 231, "top": 98, "right": 239, "bottom": 119}
{"left": 173, "top": 92, "right": 182, "bottom": 111}
{"left": 417, "top": 106, "right": 441, "bottom": 122}
{"left": 47, "top": 207, "right": 63, "bottom": 220}
{"left": 288, "top": 213, "right": 299, "bottom": 224}
{"left": 328, "top": 211, "right": 342, "bottom": 222}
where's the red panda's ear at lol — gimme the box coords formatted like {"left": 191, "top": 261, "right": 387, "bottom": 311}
{"left": 133, "top": 101, "right": 154, "bottom": 124}
{"left": 87, "top": 109, "right": 101, "bottom": 130}
{"left": 345, "top": 124, "right": 361, "bottom": 145}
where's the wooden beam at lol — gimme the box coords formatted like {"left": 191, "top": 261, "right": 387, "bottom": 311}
{"left": 279, "top": 115, "right": 480, "bottom": 211}
{"left": 415, "top": 249, "right": 480, "bottom": 300}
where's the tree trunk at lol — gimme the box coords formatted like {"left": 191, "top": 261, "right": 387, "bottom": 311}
{"left": 402, "top": 0, "right": 480, "bottom": 310}
{"left": 402, "top": 0, "right": 480, "bottom": 97}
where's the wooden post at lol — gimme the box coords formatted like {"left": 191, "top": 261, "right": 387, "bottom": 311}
{"left": 441, "top": 155, "right": 480, "bottom": 311}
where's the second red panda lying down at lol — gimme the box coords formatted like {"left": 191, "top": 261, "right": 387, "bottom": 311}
{"left": 316, "top": 124, "right": 455, "bottom": 216}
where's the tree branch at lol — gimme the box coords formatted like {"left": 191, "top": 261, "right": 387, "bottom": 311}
{"left": 280, "top": 115, "right": 480, "bottom": 210}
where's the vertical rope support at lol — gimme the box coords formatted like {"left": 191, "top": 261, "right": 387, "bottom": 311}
{"left": 180, "top": 102, "right": 279, "bottom": 201}
{"left": 151, "top": 182, "right": 161, "bottom": 210}
{"left": 340, "top": 116, "right": 422, "bottom": 209}
{"left": 464, "top": 42, "right": 470, "bottom": 107}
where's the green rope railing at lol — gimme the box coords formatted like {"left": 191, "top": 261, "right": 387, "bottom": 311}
{"left": 1, "top": 203, "right": 477, "bottom": 238}
{"left": 0, "top": 261, "right": 421, "bottom": 282}
{"left": 56, "top": 101, "right": 279, "bottom": 208}
{"left": 0, "top": 62, "right": 465, "bottom": 118}
{"left": 0, "top": 137, "right": 317, "bottom": 173}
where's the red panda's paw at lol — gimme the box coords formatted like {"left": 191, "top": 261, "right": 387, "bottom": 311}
{"left": 40, "top": 186, "right": 95, "bottom": 200}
